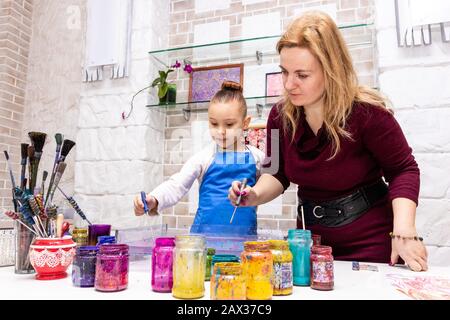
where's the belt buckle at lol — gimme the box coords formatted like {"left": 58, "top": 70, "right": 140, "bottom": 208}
{"left": 313, "top": 206, "right": 324, "bottom": 219}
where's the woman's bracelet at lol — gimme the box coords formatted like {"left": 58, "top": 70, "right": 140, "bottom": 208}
{"left": 389, "top": 232, "right": 423, "bottom": 241}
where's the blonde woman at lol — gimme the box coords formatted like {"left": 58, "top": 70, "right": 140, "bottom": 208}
{"left": 228, "top": 12, "right": 427, "bottom": 271}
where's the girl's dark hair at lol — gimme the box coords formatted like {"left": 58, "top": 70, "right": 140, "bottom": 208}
{"left": 210, "top": 81, "right": 247, "bottom": 117}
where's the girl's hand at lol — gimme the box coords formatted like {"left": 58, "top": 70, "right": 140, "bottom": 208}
{"left": 390, "top": 231, "right": 428, "bottom": 272}
{"left": 228, "top": 180, "right": 258, "bottom": 207}
{"left": 133, "top": 193, "right": 158, "bottom": 216}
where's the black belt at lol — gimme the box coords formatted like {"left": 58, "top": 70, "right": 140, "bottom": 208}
{"left": 298, "top": 179, "right": 389, "bottom": 227}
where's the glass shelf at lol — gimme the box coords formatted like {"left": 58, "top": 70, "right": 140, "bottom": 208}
{"left": 145, "top": 22, "right": 375, "bottom": 120}
{"left": 148, "top": 22, "right": 374, "bottom": 67}
{"left": 146, "top": 95, "right": 281, "bottom": 120}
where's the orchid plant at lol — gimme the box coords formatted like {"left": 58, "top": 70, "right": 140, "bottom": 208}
{"left": 151, "top": 59, "right": 193, "bottom": 99}
{"left": 122, "top": 59, "right": 193, "bottom": 120}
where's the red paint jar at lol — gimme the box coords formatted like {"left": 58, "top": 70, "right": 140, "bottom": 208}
{"left": 310, "top": 245, "right": 334, "bottom": 291}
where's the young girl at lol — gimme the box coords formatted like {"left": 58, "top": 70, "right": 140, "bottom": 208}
{"left": 134, "top": 81, "right": 265, "bottom": 236}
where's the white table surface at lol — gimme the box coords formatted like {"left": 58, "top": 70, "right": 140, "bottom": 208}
{"left": 1, "top": 259, "right": 448, "bottom": 300}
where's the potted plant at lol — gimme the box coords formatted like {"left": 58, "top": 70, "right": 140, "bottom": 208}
{"left": 152, "top": 60, "right": 193, "bottom": 105}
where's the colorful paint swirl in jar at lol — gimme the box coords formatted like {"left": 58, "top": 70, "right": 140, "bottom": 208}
{"left": 269, "top": 240, "right": 293, "bottom": 296}
{"left": 72, "top": 245, "right": 98, "bottom": 287}
{"left": 310, "top": 245, "right": 334, "bottom": 291}
{"left": 172, "top": 235, "right": 206, "bottom": 299}
{"left": 288, "top": 229, "right": 311, "bottom": 286}
{"left": 210, "top": 262, "right": 246, "bottom": 300}
{"left": 94, "top": 243, "right": 129, "bottom": 292}
{"left": 152, "top": 237, "right": 175, "bottom": 292}
{"left": 205, "top": 248, "right": 216, "bottom": 281}
{"left": 241, "top": 241, "right": 273, "bottom": 300}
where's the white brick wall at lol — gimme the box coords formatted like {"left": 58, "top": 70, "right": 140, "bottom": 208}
{"left": 73, "top": 0, "right": 169, "bottom": 229}
{"left": 375, "top": 1, "right": 450, "bottom": 265}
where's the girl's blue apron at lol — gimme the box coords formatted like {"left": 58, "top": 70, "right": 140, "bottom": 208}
{"left": 190, "top": 149, "right": 257, "bottom": 236}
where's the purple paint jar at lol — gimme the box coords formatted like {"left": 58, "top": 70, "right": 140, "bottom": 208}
{"left": 95, "top": 243, "right": 129, "bottom": 292}
{"left": 72, "top": 246, "right": 99, "bottom": 287}
{"left": 152, "top": 237, "right": 175, "bottom": 292}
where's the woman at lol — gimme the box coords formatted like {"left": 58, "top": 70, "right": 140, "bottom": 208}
{"left": 228, "top": 12, "right": 428, "bottom": 271}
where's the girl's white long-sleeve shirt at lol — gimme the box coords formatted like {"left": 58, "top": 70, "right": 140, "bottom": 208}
{"left": 150, "top": 143, "right": 265, "bottom": 212}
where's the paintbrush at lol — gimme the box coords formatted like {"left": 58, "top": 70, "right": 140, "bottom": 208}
{"left": 20, "top": 143, "right": 29, "bottom": 190}
{"left": 41, "top": 170, "right": 48, "bottom": 199}
{"left": 27, "top": 145, "right": 34, "bottom": 191}
{"left": 3, "top": 151, "right": 19, "bottom": 212}
{"left": 28, "top": 195, "right": 48, "bottom": 237}
{"left": 230, "top": 178, "right": 248, "bottom": 224}
{"left": 45, "top": 162, "right": 67, "bottom": 209}
{"left": 14, "top": 189, "right": 43, "bottom": 238}
{"left": 59, "top": 139, "right": 76, "bottom": 163}
{"left": 45, "top": 139, "right": 75, "bottom": 207}
{"left": 28, "top": 132, "right": 47, "bottom": 194}
{"left": 46, "top": 205, "right": 58, "bottom": 237}
{"left": 57, "top": 186, "right": 92, "bottom": 225}
{"left": 44, "top": 134, "right": 63, "bottom": 207}
{"left": 4, "top": 210, "right": 39, "bottom": 236}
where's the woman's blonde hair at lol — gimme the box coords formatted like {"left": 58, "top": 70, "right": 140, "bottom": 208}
{"left": 277, "top": 11, "right": 390, "bottom": 158}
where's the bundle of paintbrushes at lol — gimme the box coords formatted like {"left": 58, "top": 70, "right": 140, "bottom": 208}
{"left": 2, "top": 132, "right": 82, "bottom": 238}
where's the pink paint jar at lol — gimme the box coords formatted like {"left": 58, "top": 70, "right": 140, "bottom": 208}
{"left": 152, "top": 237, "right": 175, "bottom": 292}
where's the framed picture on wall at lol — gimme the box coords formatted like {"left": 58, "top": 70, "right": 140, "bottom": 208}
{"left": 265, "top": 72, "right": 283, "bottom": 97}
{"left": 188, "top": 63, "right": 244, "bottom": 102}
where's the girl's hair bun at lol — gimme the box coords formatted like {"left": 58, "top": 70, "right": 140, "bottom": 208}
{"left": 221, "top": 80, "right": 243, "bottom": 92}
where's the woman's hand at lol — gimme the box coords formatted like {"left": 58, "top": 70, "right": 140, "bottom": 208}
{"left": 228, "top": 180, "right": 258, "bottom": 207}
{"left": 390, "top": 231, "right": 428, "bottom": 272}
{"left": 133, "top": 193, "right": 158, "bottom": 216}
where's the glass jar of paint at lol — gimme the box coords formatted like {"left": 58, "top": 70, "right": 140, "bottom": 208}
{"left": 172, "top": 235, "right": 206, "bottom": 299}
{"left": 287, "top": 229, "right": 311, "bottom": 286}
{"left": 211, "top": 254, "right": 240, "bottom": 270}
{"left": 241, "top": 241, "right": 273, "bottom": 300}
{"left": 72, "top": 245, "right": 98, "bottom": 287}
{"left": 210, "top": 262, "right": 246, "bottom": 300}
{"left": 72, "top": 227, "right": 88, "bottom": 247}
{"left": 152, "top": 237, "right": 175, "bottom": 292}
{"left": 205, "top": 248, "right": 216, "bottom": 281}
{"left": 310, "top": 245, "right": 334, "bottom": 291}
{"left": 269, "top": 240, "right": 293, "bottom": 296}
{"left": 94, "top": 243, "right": 129, "bottom": 292}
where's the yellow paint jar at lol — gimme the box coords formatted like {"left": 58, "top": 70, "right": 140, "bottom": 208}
{"left": 269, "top": 240, "right": 293, "bottom": 295}
{"left": 241, "top": 241, "right": 273, "bottom": 300}
{"left": 172, "top": 235, "right": 206, "bottom": 299}
{"left": 210, "top": 262, "right": 246, "bottom": 300}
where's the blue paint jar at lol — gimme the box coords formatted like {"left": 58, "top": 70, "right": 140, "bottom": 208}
{"left": 287, "top": 229, "right": 311, "bottom": 286}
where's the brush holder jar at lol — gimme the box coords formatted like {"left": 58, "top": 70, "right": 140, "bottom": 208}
{"left": 14, "top": 220, "right": 35, "bottom": 274}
